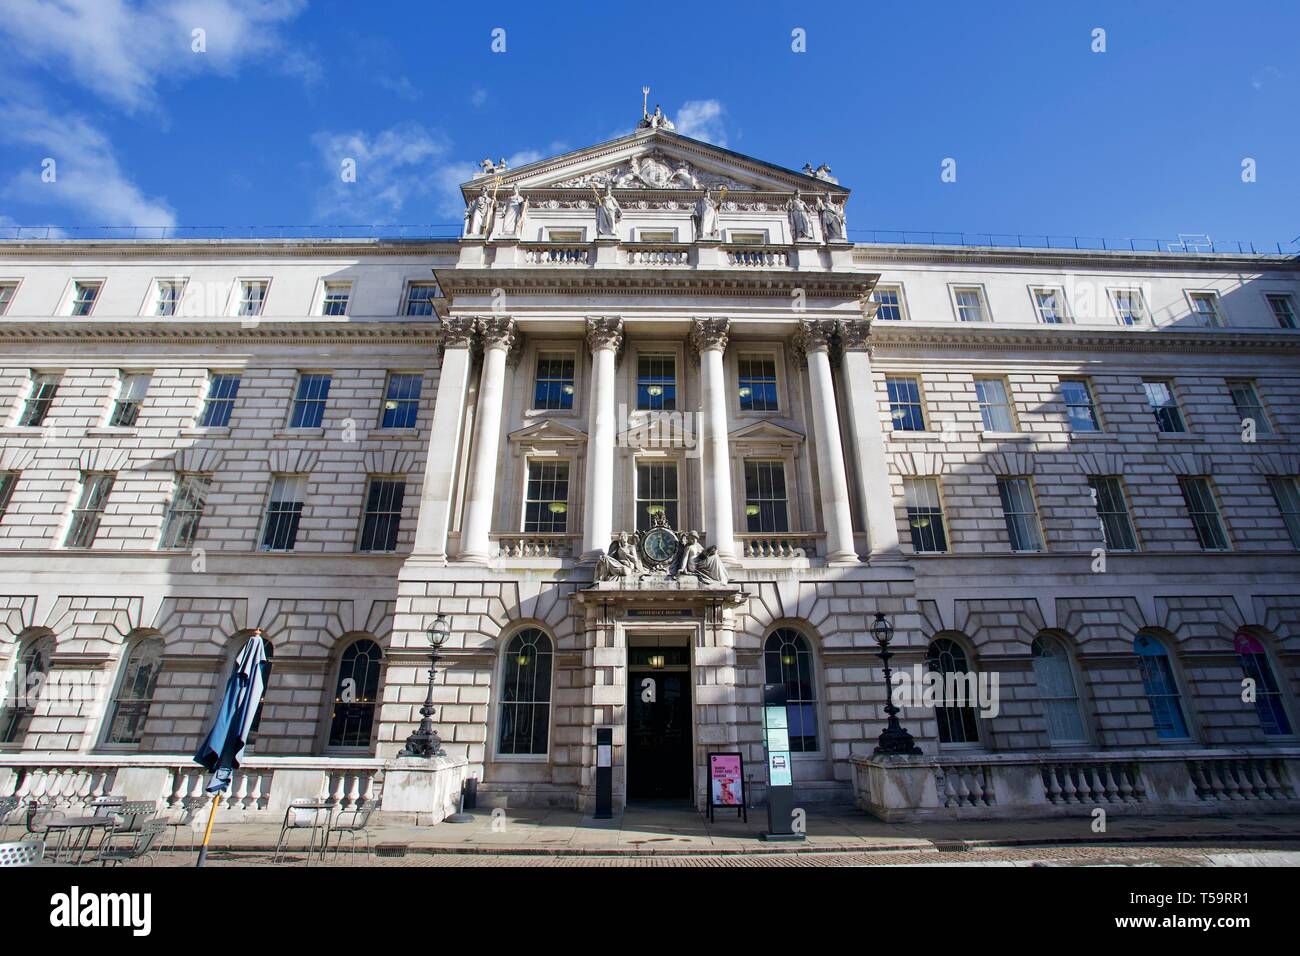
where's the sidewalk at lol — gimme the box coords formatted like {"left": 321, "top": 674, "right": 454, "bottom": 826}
{"left": 198, "top": 804, "right": 1300, "bottom": 858}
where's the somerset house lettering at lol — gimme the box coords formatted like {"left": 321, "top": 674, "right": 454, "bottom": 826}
{"left": 0, "top": 101, "right": 1298, "bottom": 823}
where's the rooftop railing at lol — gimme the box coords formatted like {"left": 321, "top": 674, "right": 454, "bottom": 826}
{"left": 1, "top": 224, "right": 1295, "bottom": 257}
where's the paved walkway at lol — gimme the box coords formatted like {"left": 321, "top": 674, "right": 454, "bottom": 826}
{"left": 190, "top": 804, "right": 1300, "bottom": 859}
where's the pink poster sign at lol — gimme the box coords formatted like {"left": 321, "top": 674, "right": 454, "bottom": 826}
{"left": 709, "top": 753, "right": 744, "bottom": 807}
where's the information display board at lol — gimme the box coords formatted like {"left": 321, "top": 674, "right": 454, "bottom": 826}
{"left": 761, "top": 682, "right": 803, "bottom": 840}
{"left": 707, "top": 752, "right": 747, "bottom": 821}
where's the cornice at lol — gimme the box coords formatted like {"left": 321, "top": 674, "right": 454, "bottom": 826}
{"left": 434, "top": 267, "right": 874, "bottom": 299}
{"left": 852, "top": 243, "right": 1300, "bottom": 273}
{"left": 0, "top": 319, "right": 441, "bottom": 345}
{"left": 871, "top": 323, "right": 1300, "bottom": 354}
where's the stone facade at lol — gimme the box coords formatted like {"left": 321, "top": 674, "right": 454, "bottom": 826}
{"left": 1, "top": 124, "right": 1298, "bottom": 818}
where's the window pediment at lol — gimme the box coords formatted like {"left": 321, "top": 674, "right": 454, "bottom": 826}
{"left": 729, "top": 420, "right": 804, "bottom": 455}
{"left": 508, "top": 418, "right": 588, "bottom": 456}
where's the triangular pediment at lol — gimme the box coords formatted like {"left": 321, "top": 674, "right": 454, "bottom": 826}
{"left": 508, "top": 418, "right": 588, "bottom": 446}
{"left": 462, "top": 128, "right": 848, "bottom": 200}
{"left": 728, "top": 420, "right": 805, "bottom": 444}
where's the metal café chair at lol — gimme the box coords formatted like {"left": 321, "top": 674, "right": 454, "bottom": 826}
{"left": 328, "top": 803, "right": 376, "bottom": 863}
{"left": 93, "top": 819, "right": 167, "bottom": 867}
{"left": 0, "top": 796, "right": 21, "bottom": 840}
{"left": 272, "top": 800, "right": 331, "bottom": 864}
{"left": 0, "top": 840, "right": 46, "bottom": 868}
{"left": 24, "top": 801, "right": 70, "bottom": 857}
{"left": 164, "top": 796, "right": 206, "bottom": 850}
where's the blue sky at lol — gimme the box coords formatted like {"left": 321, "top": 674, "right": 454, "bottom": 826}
{"left": 0, "top": 0, "right": 1296, "bottom": 246}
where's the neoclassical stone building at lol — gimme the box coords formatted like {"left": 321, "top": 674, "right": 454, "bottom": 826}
{"left": 1, "top": 117, "right": 1298, "bottom": 819}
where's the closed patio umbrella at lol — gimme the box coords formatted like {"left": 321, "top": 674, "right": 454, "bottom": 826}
{"left": 192, "top": 630, "right": 268, "bottom": 867}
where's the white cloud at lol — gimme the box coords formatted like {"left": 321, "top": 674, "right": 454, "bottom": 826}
{"left": 312, "top": 123, "right": 464, "bottom": 221}
{"left": 0, "top": 0, "right": 312, "bottom": 114}
{"left": 0, "top": 103, "right": 175, "bottom": 226}
{"left": 674, "top": 99, "right": 727, "bottom": 146}
{"left": 469, "top": 86, "right": 489, "bottom": 108}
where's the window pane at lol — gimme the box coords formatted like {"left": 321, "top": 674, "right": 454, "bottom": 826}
{"left": 328, "top": 639, "right": 383, "bottom": 747}
{"left": 904, "top": 478, "right": 947, "bottom": 552}
{"left": 975, "top": 378, "right": 1014, "bottom": 431}
{"left": 635, "top": 463, "right": 679, "bottom": 532}
{"left": 1227, "top": 381, "right": 1272, "bottom": 435}
{"left": 1088, "top": 476, "right": 1137, "bottom": 551}
{"left": 1178, "top": 477, "right": 1228, "bottom": 550}
{"left": 261, "top": 475, "right": 306, "bottom": 551}
{"left": 1060, "top": 380, "right": 1100, "bottom": 431}
{"left": 636, "top": 354, "right": 676, "bottom": 410}
{"left": 1143, "top": 380, "right": 1185, "bottom": 433}
{"left": 533, "top": 354, "right": 575, "bottom": 410}
{"left": 359, "top": 478, "right": 405, "bottom": 552}
{"left": 886, "top": 376, "right": 926, "bottom": 431}
{"left": 1031, "top": 636, "right": 1087, "bottom": 744}
{"left": 1134, "top": 634, "right": 1189, "bottom": 739}
{"left": 763, "top": 630, "right": 817, "bottom": 751}
{"left": 997, "top": 477, "right": 1043, "bottom": 551}
{"left": 106, "top": 638, "right": 164, "bottom": 745}
{"left": 199, "top": 374, "right": 241, "bottom": 428}
{"left": 743, "top": 461, "right": 789, "bottom": 533}
{"left": 65, "top": 473, "right": 115, "bottom": 547}
{"left": 499, "top": 629, "right": 553, "bottom": 755}
{"left": 872, "top": 287, "right": 903, "bottom": 321}
{"left": 159, "top": 474, "right": 211, "bottom": 550}
{"left": 523, "top": 462, "right": 569, "bottom": 533}
{"left": 20, "top": 374, "right": 60, "bottom": 427}
{"left": 380, "top": 373, "right": 422, "bottom": 428}
{"left": 1267, "top": 477, "right": 1300, "bottom": 549}
{"left": 927, "top": 639, "right": 979, "bottom": 744}
{"left": 289, "top": 374, "right": 331, "bottom": 428}
{"left": 1267, "top": 294, "right": 1297, "bottom": 329}
{"left": 404, "top": 283, "right": 438, "bottom": 316}
{"left": 738, "top": 355, "right": 778, "bottom": 411}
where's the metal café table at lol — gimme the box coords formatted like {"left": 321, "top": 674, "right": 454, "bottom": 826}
{"left": 44, "top": 817, "right": 117, "bottom": 864}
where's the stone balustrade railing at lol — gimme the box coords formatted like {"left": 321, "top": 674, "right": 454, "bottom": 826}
{"left": 737, "top": 534, "right": 820, "bottom": 559}
{"left": 522, "top": 244, "right": 589, "bottom": 265}
{"left": 625, "top": 245, "right": 690, "bottom": 266}
{"left": 852, "top": 748, "right": 1300, "bottom": 821}
{"left": 492, "top": 533, "right": 579, "bottom": 559}
{"left": 725, "top": 245, "right": 790, "bottom": 267}
{"left": 0, "top": 754, "right": 385, "bottom": 822}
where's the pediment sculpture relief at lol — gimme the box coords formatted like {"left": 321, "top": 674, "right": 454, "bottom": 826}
{"left": 555, "top": 154, "right": 745, "bottom": 191}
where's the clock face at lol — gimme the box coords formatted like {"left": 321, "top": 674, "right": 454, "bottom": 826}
{"left": 642, "top": 527, "right": 679, "bottom": 565}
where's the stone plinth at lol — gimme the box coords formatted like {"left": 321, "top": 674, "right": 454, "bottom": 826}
{"left": 380, "top": 754, "right": 468, "bottom": 825}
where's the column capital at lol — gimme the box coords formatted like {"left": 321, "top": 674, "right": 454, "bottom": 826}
{"left": 438, "top": 316, "right": 477, "bottom": 350}
{"left": 689, "top": 317, "right": 730, "bottom": 355}
{"left": 837, "top": 317, "right": 874, "bottom": 355}
{"left": 476, "top": 314, "right": 517, "bottom": 351}
{"left": 586, "top": 316, "right": 624, "bottom": 353}
{"left": 790, "top": 319, "right": 838, "bottom": 361}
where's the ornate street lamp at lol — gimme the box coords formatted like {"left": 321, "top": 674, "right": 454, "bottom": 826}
{"left": 871, "top": 612, "right": 922, "bottom": 756}
{"left": 398, "top": 614, "right": 452, "bottom": 758}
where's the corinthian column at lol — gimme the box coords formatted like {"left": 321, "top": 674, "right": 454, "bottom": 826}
{"left": 839, "top": 316, "right": 902, "bottom": 561}
{"left": 414, "top": 316, "right": 477, "bottom": 560}
{"left": 581, "top": 317, "right": 623, "bottom": 558}
{"left": 690, "top": 318, "right": 736, "bottom": 561}
{"left": 458, "top": 315, "right": 516, "bottom": 562}
{"left": 794, "top": 319, "right": 859, "bottom": 564}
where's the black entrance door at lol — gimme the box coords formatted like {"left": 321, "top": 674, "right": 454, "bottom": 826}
{"left": 626, "top": 670, "right": 692, "bottom": 801}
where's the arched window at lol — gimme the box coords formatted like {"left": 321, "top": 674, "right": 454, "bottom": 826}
{"left": 328, "top": 638, "right": 382, "bottom": 748}
{"left": 1031, "top": 634, "right": 1087, "bottom": 744}
{"left": 105, "top": 636, "right": 164, "bottom": 745}
{"left": 764, "top": 628, "right": 818, "bottom": 752}
{"left": 1134, "top": 633, "right": 1190, "bottom": 739}
{"left": 498, "top": 628, "right": 553, "bottom": 755}
{"left": 1, "top": 634, "right": 54, "bottom": 744}
{"left": 927, "top": 638, "right": 980, "bottom": 745}
{"left": 1234, "top": 632, "right": 1293, "bottom": 737}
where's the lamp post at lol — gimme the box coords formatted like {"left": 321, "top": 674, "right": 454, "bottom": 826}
{"left": 398, "top": 614, "right": 452, "bottom": 758}
{"left": 871, "top": 612, "right": 921, "bottom": 756}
